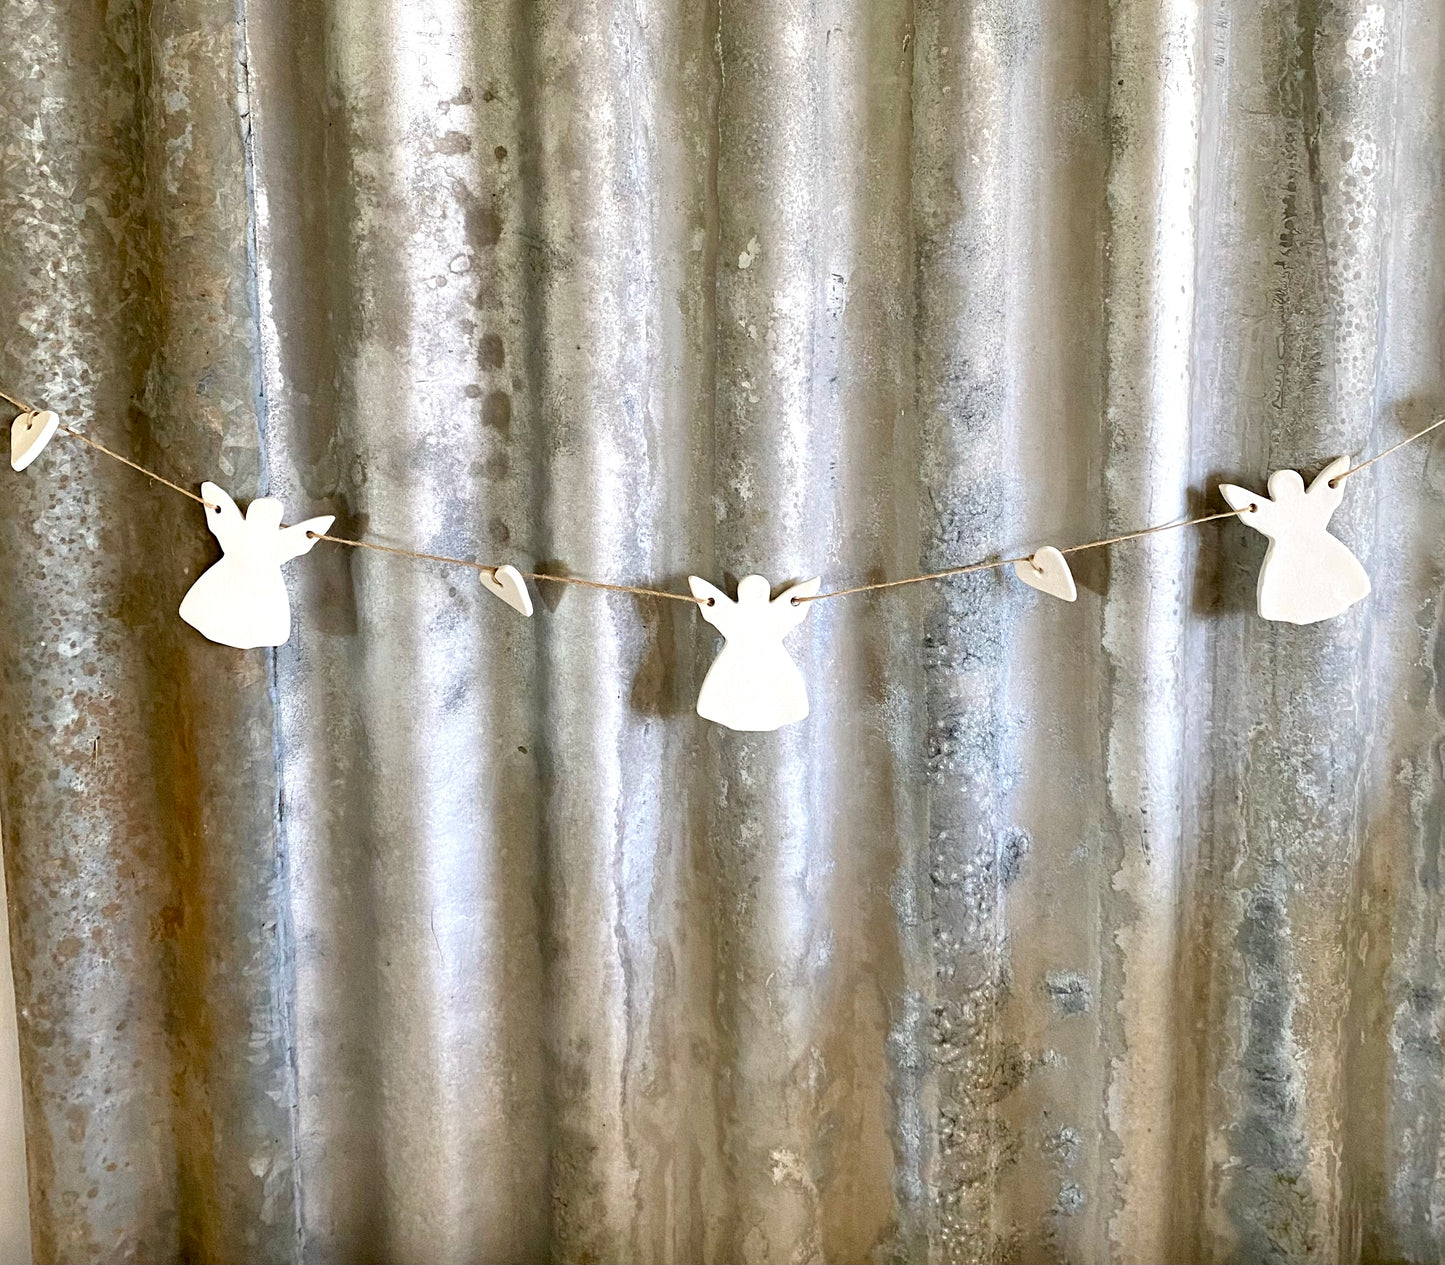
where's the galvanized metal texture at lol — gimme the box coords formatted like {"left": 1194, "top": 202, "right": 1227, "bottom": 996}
{"left": 1, "top": 1, "right": 1443, "bottom": 1262}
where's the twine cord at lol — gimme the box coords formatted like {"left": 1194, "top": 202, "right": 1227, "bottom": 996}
{"left": 0, "top": 388, "right": 35, "bottom": 414}
{"left": 57, "top": 423, "right": 217, "bottom": 510}
{"left": 303, "top": 530, "right": 492, "bottom": 573}
{"left": 15, "top": 398, "right": 1445, "bottom": 606}
{"left": 797, "top": 508, "right": 1255, "bottom": 603}
{"left": 1328, "top": 415, "right": 1445, "bottom": 486}
{"left": 44, "top": 418, "right": 697, "bottom": 601}
{"left": 794, "top": 553, "right": 1034, "bottom": 603}
{"left": 518, "top": 572, "right": 702, "bottom": 603}
{"left": 1054, "top": 508, "right": 1249, "bottom": 555}
{"left": 305, "top": 530, "right": 703, "bottom": 604}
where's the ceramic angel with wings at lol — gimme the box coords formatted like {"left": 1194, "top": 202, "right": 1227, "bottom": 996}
{"left": 1219, "top": 455, "right": 1370, "bottom": 625}
{"left": 688, "top": 573, "right": 822, "bottom": 731}
{"left": 179, "top": 482, "right": 335, "bottom": 649}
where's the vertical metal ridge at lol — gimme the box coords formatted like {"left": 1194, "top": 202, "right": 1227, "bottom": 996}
{"left": 1098, "top": 1, "right": 1203, "bottom": 1260}
{"left": 910, "top": 2, "right": 1022, "bottom": 1259}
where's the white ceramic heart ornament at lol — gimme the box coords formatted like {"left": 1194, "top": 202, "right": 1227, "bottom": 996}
{"left": 1012, "top": 546, "right": 1077, "bottom": 602}
{"left": 482, "top": 564, "right": 533, "bottom": 617}
{"left": 11, "top": 410, "right": 60, "bottom": 472}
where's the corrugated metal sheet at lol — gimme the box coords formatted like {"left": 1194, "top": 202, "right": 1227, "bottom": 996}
{"left": 1, "top": 0, "right": 1443, "bottom": 1261}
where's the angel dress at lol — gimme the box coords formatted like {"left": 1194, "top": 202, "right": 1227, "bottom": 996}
{"left": 1219, "top": 455, "right": 1370, "bottom": 625}
{"left": 179, "top": 482, "right": 335, "bottom": 649}
{"left": 688, "top": 573, "right": 821, "bottom": 732}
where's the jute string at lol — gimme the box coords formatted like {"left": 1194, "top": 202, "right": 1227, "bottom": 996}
{"left": 303, "top": 530, "right": 700, "bottom": 604}
{"left": 11, "top": 391, "right": 1442, "bottom": 607}
{"left": 794, "top": 508, "right": 1253, "bottom": 603}
{"left": 0, "top": 389, "right": 219, "bottom": 510}
{"left": 59, "top": 423, "right": 219, "bottom": 510}
{"left": 1326, "top": 414, "right": 1445, "bottom": 486}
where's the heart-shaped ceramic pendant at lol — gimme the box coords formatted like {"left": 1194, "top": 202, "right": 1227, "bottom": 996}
{"left": 11, "top": 410, "right": 59, "bottom": 472}
{"left": 1012, "top": 545, "right": 1077, "bottom": 602}
{"left": 482, "top": 564, "right": 533, "bottom": 617}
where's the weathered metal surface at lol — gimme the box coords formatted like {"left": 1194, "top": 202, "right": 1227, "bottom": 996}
{"left": 1, "top": 0, "right": 1443, "bottom": 1262}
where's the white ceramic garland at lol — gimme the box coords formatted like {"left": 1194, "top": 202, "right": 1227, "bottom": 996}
{"left": 8, "top": 407, "right": 1375, "bottom": 732}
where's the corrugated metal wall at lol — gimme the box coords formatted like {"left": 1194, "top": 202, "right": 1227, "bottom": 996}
{"left": 1, "top": 0, "right": 1443, "bottom": 1261}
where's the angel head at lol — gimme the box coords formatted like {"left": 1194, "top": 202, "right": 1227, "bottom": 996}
{"left": 735, "top": 574, "right": 773, "bottom": 606}
{"left": 1265, "top": 468, "right": 1308, "bottom": 504}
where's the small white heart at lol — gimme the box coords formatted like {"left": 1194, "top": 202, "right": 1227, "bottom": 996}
{"left": 11, "top": 410, "right": 59, "bottom": 472}
{"left": 1012, "top": 545, "right": 1077, "bottom": 602}
{"left": 482, "top": 563, "right": 533, "bottom": 617}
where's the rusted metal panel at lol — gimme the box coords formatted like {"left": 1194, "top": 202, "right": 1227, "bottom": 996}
{"left": 1, "top": 1, "right": 1443, "bottom": 1262}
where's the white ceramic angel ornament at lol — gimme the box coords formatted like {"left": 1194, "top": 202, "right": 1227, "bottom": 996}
{"left": 179, "top": 482, "right": 335, "bottom": 649}
{"left": 688, "top": 574, "right": 822, "bottom": 731}
{"left": 1219, "top": 455, "right": 1370, "bottom": 625}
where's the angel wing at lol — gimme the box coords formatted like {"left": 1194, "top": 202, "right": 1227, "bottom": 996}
{"left": 199, "top": 481, "right": 246, "bottom": 551}
{"left": 1302, "top": 455, "right": 1350, "bottom": 523}
{"left": 770, "top": 577, "right": 822, "bottom": 633}
{"left": 1218, "top": 481, "right": 1283, "bottom": 540}
{"left": 689, "top": 575, "right": 735, "bottom": 634}
{"left": 273, "top": 515, "right": 335, "bottom": 563}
